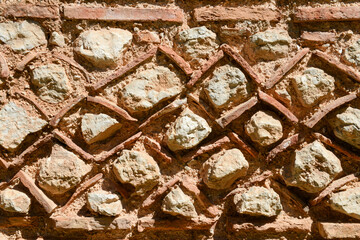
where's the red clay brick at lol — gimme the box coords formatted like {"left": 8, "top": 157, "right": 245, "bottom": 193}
{"left": 53, "top": 53, "right": 91, "bottom": 82}
{"left": 228, "top": 132, "right": 258, "bottom": 159}
{"left": 0, "top": 52, "right": 9, "bottom": 79}
{"left": 294, "top": 6, "right": 360, "bottom": 23}
{"left": 159, "top": 45, "right": 193, "bottom": 76}
{"left": 52, "top": 216, "right": 136, "bottom": 230}
{"left": 16, "top": 51, "right": 41, "bottom": 72}
{"left": 0, "top": 157, "right": 9, "bottom": 169}
{"left": 187, "top": 93, "right": 216, "bottom": 121}
{"left": 194, "top": 6, "right": 281, "bottom": 22}
{"left": 63, "top": 5, "right": 184, "bottom": 23}
{"left": 265, "top": 48, "right": 310, "bottom": 89}
{"left": 318, "top": 222, "right": 360, "bottom": 239}
{"left": 50, "top": 95, "right": 86, "bottom": 127}
{"left": 266, "top": 134, "right": 299, "bottom": 162}
{"left": 138, "top": 217, "right": 215, "bottom": 232}
{"left": 134, "top": 31, "right": 160, "bottom": 44}
{"left": 144, "top": 137, "right": 173, "bottom": 163}
{"left": 1, "top": 4, "right": 60, "bottom": 19}
{"left": 300, "top": 32, "right": 336, "bottom": 44}
{"left": 17, "top": 92, "right": 50, "bottom": 121}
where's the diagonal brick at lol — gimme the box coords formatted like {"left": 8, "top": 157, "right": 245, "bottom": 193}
{"left": 159, "top": 45, "right": 193, "bottom": 76}
{"left": 228, "top": 132, "right": 257, "bottom": 159}
{"left": 53, "top": 53, "right": 91, "bottom": 82}
{"left": 144, "top": 137, "right": 173, "bottom": 163}
{"left": 266, "top": 134, "right": 300, "bottom": 162}
{"left": 294, "top": 6, "right": 360, "bottom": 23}
{"left": 16, "top": 92, "right": 50, "bottom": 121}
{"left": 16, "top": 51, "right": 42, "bottom": 72}
{"left": 50, "top": 95, "right": 86, "bottom": 127}
{"left": 0, "top": 4, "right": 60, "bottom": 19}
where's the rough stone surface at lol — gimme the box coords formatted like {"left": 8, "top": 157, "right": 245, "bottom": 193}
{"left": 49, "top": 32, "right": 66, "bottom": 47}
{"left": 87, "top": 191, "right": 122, "bottom": 217}
{"left": 344, "top": 39, "right": 360, "bottom": 66}
{"left": 292, "top": 67, "right": 335, "bottom": 107}
{"left": 113, "top": 150, "right": 160, "bottom": 195}
{"left": 0, "top": 20, "right": 46, "bottom": 53}
{"left": 249, "top": 29, "right": 291, "bottom": 61}
{"left": 204, "top": 64, "right": 251, "bottom": 108}
{"left": 165, "top": 108, "right": 212, "bottom": 151}
{"left": 0, "top": 189, "right": 31, "bottom": 214}
{"left": 161, "top": 186, "right": 198, "bottom": 219}
{"left": 234, "top": 186, "right": 282, "bottom": 217}
{"left": 31, "top": 64, "right": 71, "bottom": 104}
{"left": 282, "top": 140, "right": 342, "bottom": 193}
{"left": 81, "top": 113, "right": 122, "bottom": 144}
{"left": 74, "top": 28, "right": 132, "bottom": 68}
{"left": 176, "top": 26, "right": 219, "bottom": 67}
{"left": 245, "top": 111, "right": 283, "bottom": 146}
{"left": 38, "top": 144, "right": 91, "bottom": 194}
{"left": 200, "top": 148, "right": 249, "bottom": 189}
{"left": 0, "top": 102, "right": 47, "bottom": 151}
{"left": 329, "top": 187, "right": 360, "bottom": 220}
{"left": 330, "top": 106, "right": 360, "bottom": 149}
{"left": 119, "top": 65, "right": 182, "bottom": 113}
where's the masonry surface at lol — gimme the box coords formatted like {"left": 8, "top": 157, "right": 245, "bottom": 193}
{"left": 1, "top": 0, "right": 360, "bottom": 239}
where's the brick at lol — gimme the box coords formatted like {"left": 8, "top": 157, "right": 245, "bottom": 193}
{"left": 0, "top": 217, "right": 40, "bottom": 228}
{"left": 86, "top": 96, "right": 137, "bottom": 122}
{"left": 0, "top": 157, "right": 9, "bottom": 169}
{"left": 0, "top": 52, "right": 9, "bottom": 79}
{"left": 228, "top": 132, "right": 257, "bottom": 159}
{"left": 314, "top": 50, "right": 360, "bottom": 83}
{"left": 53, "top": 53, "right": 91, "bottom": 82}
{"left": 16, "top": 92, "right": 50, "bottom": 121}
{"left": 318, "top": 222, "right": 360, "bottom": 239}
{"left": 266, "top": 134, "right": 299, "bottom": 162}
{"left": 303, "top": 93, "right": 357, "bottom": 128}
{"left": 110, "top": 179, "right": 130, "bottom": 199}
{"left": 300, "top": 32, "right": 336, "bottom": 44}
{"left": 16, "top": 51, "right": 41, "bottom": 72}
{"left": 258, "top": 90, "right": 298, "bottom": 123}
{"left": 144, "top": 137, "right": 173, "bottom": 163}
{"left": 63, "top": 5, "right": 184, "bottom": 23}
{"left": 134, "top": 31, "right": 160, "bottom": 43}
{"left": 294, "top": 6, "right": 360, "bottom": 23}
{"left": 159, "top": 45, "right": 193, "bottom": 76}
{"left": 138, "top": 217, "right": 215, "bottom": 232}
{"left": 194, "top": 6, "right": 281, "bottom": 22}
{"left": 50, "top": 95, "right": 86, "bottom": 127}
{"left": 310, "top": 172, "right": 359, "bottom": 206}
{"left": 0, "top": 4, "right": 59, "bottom": 19}
{"left": 216, "top": 96, "right": 258, "bottom": 128}
{"left": 52, "top": 216, "right": 136, "bottom": 230}
{"left": 187, "top": 93, "right": 216, "bottom": 121}
{"left": 265, "top": 48, "right": 310, "bottom": 89}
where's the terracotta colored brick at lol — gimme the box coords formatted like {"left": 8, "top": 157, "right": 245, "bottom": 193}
{"left": 50, "top": 95, "right": 86, "bottom": 127}
{"left": 266, "top": 134, "right": 299, "bottom": 162}
{"left": 159, "top": 45, "right": 193, "bottom": 76}
{"left": 265, "top": 48, "right": 310, "bottom": 89}
{"left": 187, "top": 93, "right": 216, "bottom": 121}
{"left": 0, "top": 52, "right": 9, "bottom": 79}
{"left": 63, "top": 5, "right": 184, "bottom": 23}
{"left": 138, "top": 217, "right": 215, "bottom": 232}
{"left": 0, "top": 4, "right": 59, "bottom": 19}
{"left": 16, "top": 51, "right": 41, "bottom": 72}
{"left": 303, "top": 93, "right": 357, "bottom": 128}
{"left": 194, "top": 6, "right": 281, "bottom": 22}
{"left": 134, "top": 31, "right": 160, "bottom": 44}
{"left": 144, "top": 136, "right": 173, "bottom": 163}
{"left": 0, "top": 157, "right": 9, "bottom": 169}
{"left": 228, "top": 132, "right": 258, "bottom": 159}
{"left": 53, "top": 53, "right": 91, "bottom": 82}
{"left": 318, "top": 222, "right": 360, "bottom": 239}
{"left": 310, "top": 173, "right": 358, "bottom": 206}
{"left": 52, "top": 216, "right": 136, "bottom": 230}
{"left": 301, "top": 32, "right": 336, "bottom": 44}
{"left": 294, "top": 6, "right": 360, "bottom": 23}
{"left": 216, "top": 96, "right": 258, "bottom": 128}
{"left": 17, "top": 92, "right": 50, "bottom": 121}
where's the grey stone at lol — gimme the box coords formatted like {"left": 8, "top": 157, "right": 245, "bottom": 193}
{"left": 201, "top": 148, "right": 249, "bottom": 189}
{"left": 0, "top": 189, "right": 31, "bottom": 214}
{"left": 344, "top": 39, "right": 360, "bottom": 66}
{"left": 0, "top": 102, "right": 47, "bottom": 151}
{"left": 49, "top": 32, "right": 66, "bottom": 47}
{"left": 87, "top": 191, "right": 122, "bottom": 217}
{"left": 329, "top": 187, "right": 360, "bottom": 220}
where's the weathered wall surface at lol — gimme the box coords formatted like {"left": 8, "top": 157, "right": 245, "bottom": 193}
{"left": 0, "top": 0, "right": 360, "bottom": 239}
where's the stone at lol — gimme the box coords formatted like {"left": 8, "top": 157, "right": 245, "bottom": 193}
{"left": 119, "top": 65, "right": 182, "bottom": 114}
{"left": 234, "top": 186, "right": 282, "bottom": 217}
{"left": 282, "top": 140, "right": 342, "bottom": 193}
{"left": 0, "top": 189, "right": 31, "bottom": 214}
{"left": 292, "top": 67, "right": 335, "bottom": 107}
{"left": 38, "top": 144, "right": 91, "bottom": 195}
{"left": 249, "top": 29, "right": 291, "bottom": 61}
{"left": 0, "top": 20, "right": 47, "bottom": 53}
{"left": 87, "top": 191, "right": 122, "bottom": 217}
{"left": 200, "top": 148, "right": 249, "bottom": 189}
{"left": 161, "top": 186, "right": 198, "bottom": 219}
{"left": 165, "top": 108, "right": 212, "bottom": 151}
{"left": 81, "top": 113, "right": 122, "bottom": 144}
{"left": 113, "top": 150, "right": 160, "bottom": 195}
{"left": 204, "top": 64, "right": 252, "bottom": 108}
{"left": 329, "top": 187, "right": 360, "bottom": 220}
{"left": 49, "top": 32, "right": 66, "bottom": 47}
{"left": 344, "top": 39, "right": 360, "bottom": 66}
{"left": 245, "top": 111, "right": 283, "bottom": 146}
{"left": 176, "top": 26, "right": 219, "bottom": 67}
{"left": 31, "top": 64, "right": 71, "bottom": 104}
{"left": 74, "top": 28, "right": 132, "bottom": 68}
{"left": 330, "top": 106, "right": 360, "bottom": 149}
{"left": 0, "top": 102, "right": 47, "bottom": 151}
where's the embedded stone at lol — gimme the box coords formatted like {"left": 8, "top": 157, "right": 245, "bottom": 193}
{"left": 201, "top": 148, "right": 249, "bottom": 189}
{"left": 0, "top": 189, "right": 31, "bottom": 214}
{"left": 165, "top": 108, "right": 212, "bottom": 151}
{"left": 31, "top": 64, "right": 71, "bottom": 104}
{"left": 245, "top": 111, "right": 283, "bottom": 146}
{"left": 204, "top": 64, "right": 251, "bottom": 108}
{"left": 0, "top": 20, "right": 47, "bottom": 53}
{"left": 292, "top": 67, "right": 335, "bottom": 107}
{"left": 0, "top": 102, "right": 47, "bottom": 151}
{"left": 81, "top": 113, "right": 122, "bottom": 144}
{"left": 176, "top": 26, "right": 219, "bottom": 67}
{"left": 113, "top": 150, "right": 160, "bottom": 195}
{"left": 234, "top": 186, "right": 282, "bottom": 217}
{"left": 119, "top": 65, "right": 182, "bottom": 114}
{"left": 161, "top": 186, "right": 198, "bottom": 219}
{"left": 282, "top": 140, "right": 342, "bottom": 193}
{"left": 74, "top": 28, "right": 132, "bottom": 68}
{"left": 49, "top": 32, "right": 66, "bottom": 47}
{"left": 249, "top": 29, "right": 291, "bottom": 61}
{"left": 87, "top": 191, "right": 122, "bottom": 217}
{"left": 38, "top": 144, "right": 91, "bottom": 195}
{"left": 344, "top": 39, "right": 360, "bottom": 66}
{"left": 330, "top": 106, "right": 360, "bottom": 149}
{"left": 329, "top": 187, "right": 360, "bottom": 220}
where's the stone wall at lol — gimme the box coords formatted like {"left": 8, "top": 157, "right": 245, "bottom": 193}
{"left": 0, "top": 0, "right": 360, "bottom": 239}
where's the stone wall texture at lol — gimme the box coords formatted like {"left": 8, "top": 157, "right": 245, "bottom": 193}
{"left": 1, "top": 0, "right": 360, "bottom": 239}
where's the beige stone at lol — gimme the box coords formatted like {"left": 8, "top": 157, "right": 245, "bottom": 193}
{"left": 0, "top": 189, "right": 31, "bottom": 214}
{"left": 49, "top": 32, "right": 66, "bottom": 47}
{"left": 329, "top": 187, "right": 360, "bottom": 220}
{"left": 162, "top": 186, "right": 198, "bottom": 219}
{"left": 343, "top": 39, "right": 360, "bottom": 66}
{"left": 87, "top": 191, "right": 122, "bottom": 217}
